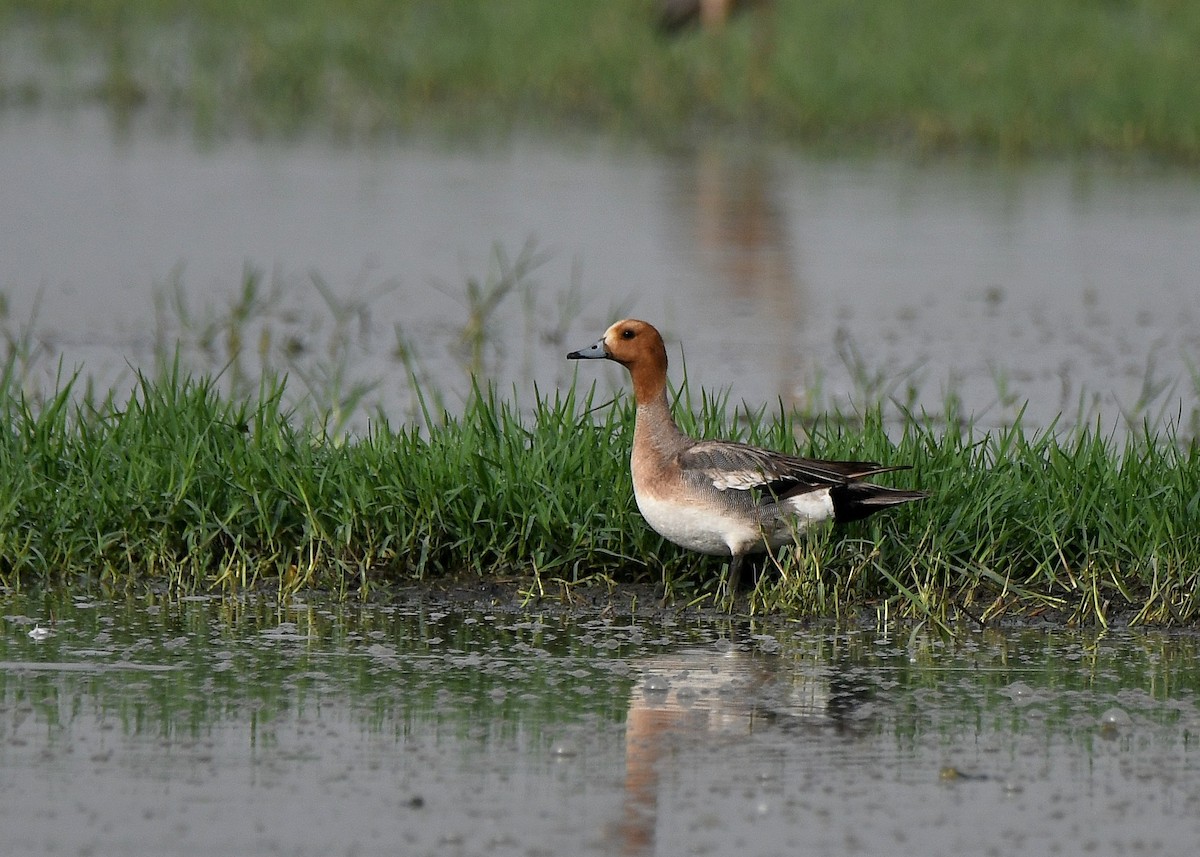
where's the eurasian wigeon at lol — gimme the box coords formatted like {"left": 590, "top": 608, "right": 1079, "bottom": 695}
{"left": 568, "top": 319, "right": 927, "bottom": 594}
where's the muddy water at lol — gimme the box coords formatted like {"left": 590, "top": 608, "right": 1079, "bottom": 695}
{"left": 2, "top": 110, "right": 1199, "bottom": 431}
{"left": 2, "top": 594, "right": 1197, "bottom": 856}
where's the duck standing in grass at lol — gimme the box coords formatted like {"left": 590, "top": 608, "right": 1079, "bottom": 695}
{"left": 568, "top": 319, "right": 927, "bottom": 594}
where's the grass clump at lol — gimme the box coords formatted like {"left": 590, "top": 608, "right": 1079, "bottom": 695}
{"left": 0, "top": 366, "right": 640, "bottom": 596}
{"left": 2, "top": 364, "right": 1199, "bottom": 626}
{"left": 761, "top": 410, "right": 1200, "bottom": 628}
{"left": 3, "top": 0, "right": 1200, "bottom": 158}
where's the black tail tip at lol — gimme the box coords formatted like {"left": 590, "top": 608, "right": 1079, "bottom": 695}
{"left": 830, "top": 483, "right": 928, "bottom": 524}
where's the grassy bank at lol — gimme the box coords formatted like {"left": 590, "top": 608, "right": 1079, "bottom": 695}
{"left": 3, "top": 1, "right": 1199, "bottom": 158}
{"left": 3, "top": 367, "right": 1198, "bottom": 626}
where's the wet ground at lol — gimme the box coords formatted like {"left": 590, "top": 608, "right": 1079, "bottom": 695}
{"left": 2, "top": 592, "right": 1198, "bottom": 856}
{"left": 3, "top": 110, "right": 1199, "bottom": 433}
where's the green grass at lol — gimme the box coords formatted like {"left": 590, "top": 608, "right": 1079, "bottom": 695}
{"left": 2, "top": 359, "right": 1198, "bottom": 626}
{"left": 3, "top": 1, "right": 1200, "bottom": 157}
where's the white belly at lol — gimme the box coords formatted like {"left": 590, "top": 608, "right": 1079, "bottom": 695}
{"left": 635, "top": 488, "right": 835, "bottom": 556}
{"left": 635, "top": 492, "right": 746, "bottom": 555}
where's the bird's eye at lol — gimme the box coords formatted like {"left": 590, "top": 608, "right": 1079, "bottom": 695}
{"left": 621, "top": 328, "right": 635, "bottom": 339}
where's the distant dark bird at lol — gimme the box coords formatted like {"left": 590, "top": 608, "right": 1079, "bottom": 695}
{"left": 656, "top": 0, "right": 773, "bottom": 35}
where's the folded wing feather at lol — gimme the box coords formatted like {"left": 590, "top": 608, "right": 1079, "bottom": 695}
{"left": 679, "top": 440, "right": 907, "bottom": 496}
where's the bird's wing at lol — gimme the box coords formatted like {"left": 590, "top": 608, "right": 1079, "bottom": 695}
{"left": 679, "top": 439, "right": 900, "bottom": 495}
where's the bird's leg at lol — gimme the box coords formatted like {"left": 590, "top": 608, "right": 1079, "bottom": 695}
{"left": 724, "top": 554, "right": 744, "bottom": 601}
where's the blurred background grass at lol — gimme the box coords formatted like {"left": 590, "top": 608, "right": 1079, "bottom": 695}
{"left": 2, "top": 0, "right": 1197, "bottom": 157}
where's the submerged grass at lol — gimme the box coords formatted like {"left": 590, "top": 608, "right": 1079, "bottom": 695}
{"left": 4, "top": 1, "right": 1200, "bottom": 158}
{"left": 2, "top": 364, "right": 1198, "bottom": 626}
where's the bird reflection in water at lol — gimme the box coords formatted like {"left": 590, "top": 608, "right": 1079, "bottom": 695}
{"left": 613, "top": 644, "right": 871, "bottom": 855}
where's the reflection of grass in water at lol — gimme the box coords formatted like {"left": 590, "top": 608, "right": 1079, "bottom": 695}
{"left": 0, "top": 287, "right": 47, "bottom": 397}
{"left": 145, "top": 241, "right": 575, "bottom": 434}
{"left": 8, "top": 1, "right": 1200, "bottom": 158}
{"left": 0, "top": 593, "right": 635, "bottom": 738}
{"left": 817, "top": 326, "right": 1200, "bottom": 443}
{"left": 153, "top": 264, "right": 386, "bottom": 436}
{"left": 448, "top": 240, "right": 550, "bottom": 378}
{"left": 0, "top": 239, "right": 582, "bottom": 431}
{"left": 8, "top": 594, "right": 1200, "bottom": 744}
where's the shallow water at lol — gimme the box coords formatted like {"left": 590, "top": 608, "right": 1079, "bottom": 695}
{"left": 2, "top": 110, "right": 1199, "bottom": 431}
{"left": 2, "top": 594, "right": 1198, "bottom": 856}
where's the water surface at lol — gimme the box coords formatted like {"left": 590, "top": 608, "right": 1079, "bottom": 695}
{"left": 2, "top": 110, "right": 1199, "bottom": 431}
{"left": 2, "top": 594, "right": 1198, "bottom": 856}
